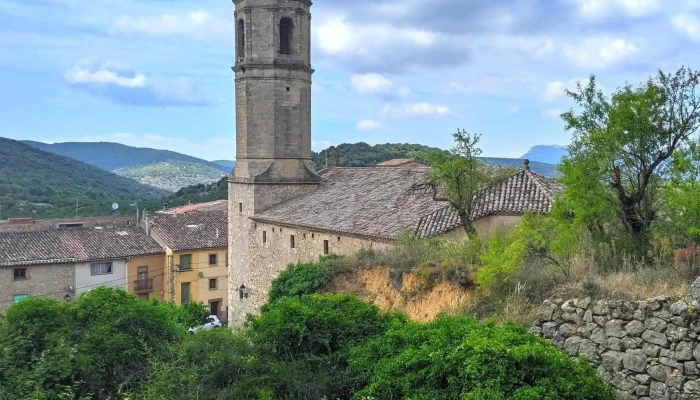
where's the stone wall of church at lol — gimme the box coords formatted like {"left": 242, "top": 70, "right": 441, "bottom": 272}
{"left": 232, "top": 220, "right": 393, "bottom": 318}
{"left": 531, "top": 280, "right": 700, "bottom": 399}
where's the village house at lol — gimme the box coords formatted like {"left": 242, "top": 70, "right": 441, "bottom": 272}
{"left": 0, "top": 226, "right": 164, "bottom": 311}
{"left": 145, "top": 208, "right": 229, "bottom": 322}
{"left": 226, "top": 0, "right": 565, "bottom": 327}
{"left": 414, "top": 162, "right": 565, "bottom": 239}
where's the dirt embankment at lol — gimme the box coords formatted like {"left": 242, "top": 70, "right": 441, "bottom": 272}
{"left": 321, "top": 268, "right": 473, "bottom": 322}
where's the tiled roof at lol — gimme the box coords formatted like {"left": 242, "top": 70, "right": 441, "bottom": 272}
{"left": 376, "top": 159, "right": 429, "bottom": 167}
{"left": 0, "top": 226, "right": 164, "bottom": 267}
{"left": 414, "top": 169, "right": 565, "bottom": 238}
{"left": 251, "top": 163, "right": 446, "bottom": 241}
{"left": 160, "top": 200, "right": 228, "bottom": 214}
{"left": 149, "top": 210, "right": 228, "bottom": 251}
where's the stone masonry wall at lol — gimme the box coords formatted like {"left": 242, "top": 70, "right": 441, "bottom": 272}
{"left": 531, "top": 279, "right": 700, "bottom": 399}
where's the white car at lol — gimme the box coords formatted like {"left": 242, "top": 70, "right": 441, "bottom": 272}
{"left": 188, "top": 315, "right": 223, "bottom": 334}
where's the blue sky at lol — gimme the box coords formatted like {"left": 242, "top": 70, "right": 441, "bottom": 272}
{"left": 0, "top": 0, "right": 699, "bottom": 161}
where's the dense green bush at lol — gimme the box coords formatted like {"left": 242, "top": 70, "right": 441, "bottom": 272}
{"left": 247, "top": 294, "right": 400, "bottom": 400}
{"left": 348, "top": 315, "right": 616, "bottom": 400}
{"left": 267, "top": 254, "right": 346, "bottom": 302}
{"left": 139, "top": 329, "right": 273, "bottom": 400}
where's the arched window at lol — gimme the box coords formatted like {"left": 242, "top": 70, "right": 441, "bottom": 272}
{"left": 237, "top": 19, "right": 245, "bottom": 60}
{"left": 279, "top": 17, "right": 293, "bottom": 55}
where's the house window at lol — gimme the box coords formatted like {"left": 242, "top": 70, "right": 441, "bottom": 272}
{"left": 209, "top": 253, "right": 218, "bottom": 265}
{"left": 138, "top": 294, "right": 149, "bottom": 301}
{"left": 279, "top": 17, "right": 293, "bottom": 54}
{"left": 263, "top": 231, "right": 267, "bottom": 244}
{"left": 181, "top": 282, "right": 191, "bottom": 304}
{"left": 90, "top": 262, "right": 113, "bottom": 276}
{"left": 237, "top": 19, "right": 245, "bottom": 61}
{"left": 209, "top": 278, "right": 218, "bottom": 290}
{"left": 323, "top": 240, "right": 329, "bottom": 255}
{"left": 225, "top": 252, "right": 229, "bottom": 267}
{"left": 290, "top": 235, "right": 295, "bottom": 249}
{"left": 13, "top": 294, "right": 28, "bottom": 304}
{"left": 179, "top": 254, "right": 192, "bottom": 271}
{"left": 13, "top": 268, "right": 27, "bottom": 280}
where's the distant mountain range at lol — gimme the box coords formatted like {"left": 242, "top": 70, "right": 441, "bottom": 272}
{"left": 520, "top": 145, "right": 569, "bottom": 165}
{"left": 212, "top": 160, "right": 235, "bottom": 170}
{"left": 0, "top": 137, "right": 168, "bottom": 219}
{"left": 22, "top": 141, "right": 228, "bottom": 191}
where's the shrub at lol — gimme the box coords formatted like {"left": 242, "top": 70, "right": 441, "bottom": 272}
{"left": 139, "top": 329, "right": 273, "bottom": 400}
{"left": 246, "top": 294, "right": 400, "bottom": 400}
{"left": 268, "top": 254, "right": 345, "bottom": 302}
{"left": 348, "top": 315, "right": 616, "bottom": 400}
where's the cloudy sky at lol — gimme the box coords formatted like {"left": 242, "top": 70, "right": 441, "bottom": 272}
{"left": 0, "top": 0, "right": 698, "bottom": 161}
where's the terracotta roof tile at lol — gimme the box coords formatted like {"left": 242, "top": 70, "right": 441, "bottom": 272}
{"left": 0, "top": 226, "right": 164, "bottom": 266}
{"left": 252, "top": 163, "right": 446, "bottom": 241}
{"left": 414, "top": 169, "right": 565, "bottom": 238}
{"left": 150, "top": 210, "right": 228, "bottom": 251}
{"left": 160, "top": 200, "right": 228, "bottom": 214}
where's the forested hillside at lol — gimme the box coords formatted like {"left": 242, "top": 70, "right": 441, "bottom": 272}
{"left": 23, "top": 141, "right": 228, "bottom": 191}
{"left": 0, "top": 137, "right": 168, "bottom": 219}
{"left": 311, "top": 142, "right": 558, "bottom": 177}
{"left": 22, "top": 141, "right": 229, "bottom": 172}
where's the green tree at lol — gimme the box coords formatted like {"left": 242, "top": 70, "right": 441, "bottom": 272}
{"left": 560, "top": 66, "right": 700, "bottom": 244}
{"left": 663, "top": 142, "right": 700, "bottom": 244}
{"left": 139, "top": 330, "right": 273, "bottom": 400}
{"left": 349, "top": 316, "right": 616, "bottom": 400}
{"left": 414, "top": 130, "right": 514, "bottom": 234}
{"left": 246, "top": 294, "right": 398, "bottom": 400}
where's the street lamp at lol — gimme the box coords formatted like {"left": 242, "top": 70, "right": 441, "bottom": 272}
{"left": 239, "top": 284, "right": 248, "bottom": 300}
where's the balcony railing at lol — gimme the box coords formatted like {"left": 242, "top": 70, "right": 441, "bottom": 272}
{"left": 134, "top": 278, "right": 153, "bottom": 292}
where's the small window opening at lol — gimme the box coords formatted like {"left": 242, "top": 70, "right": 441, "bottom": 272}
{"left": 323, "top": 240, "right": 329, "bottom": 255}
{"left": 209, "top": 253, "right": 217, "bottom": 265}
{"left": 239, "top": 202, "right": 243, "bottom": 213}
{"left": 237, "top": 19, "right": 245, "bottom": 60}
{"left": 303, "top": 233, "right": 306, "bottom": 239}
{"left": 286, "top": 87, "right": 290, "bottom": 92}
{"left": 209, "top": 278, "right": 218, "bottom": 289}
{"left": 290, "top": 235, "right": 295, "bottom": 249}
{"left": 337, "top": 236, "right": 341, "bottom": 242}
{"left": 263, "top": 231, "right": 267, "bottom": 244}
{"left": 279, "top": 17, "right": 293, "bottom": 54}
{"left": 13, "top": 268, "right": 27, "bottom": 280}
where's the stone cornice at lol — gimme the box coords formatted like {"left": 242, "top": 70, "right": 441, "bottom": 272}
{"left": 231, "top": 64, "right": 314, "bottom": 74}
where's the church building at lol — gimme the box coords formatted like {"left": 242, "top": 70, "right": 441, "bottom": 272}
{"left": 227, "top": 0, "right": 563, "bottom": 327}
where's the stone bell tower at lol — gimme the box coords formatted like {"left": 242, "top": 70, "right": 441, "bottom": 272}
{"left": 228, "top": 0, "right": 320, "bottom": 327}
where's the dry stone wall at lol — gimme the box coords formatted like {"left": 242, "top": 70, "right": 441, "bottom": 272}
{"left": 531, "top": 279, "right": 700, "bottom": 400}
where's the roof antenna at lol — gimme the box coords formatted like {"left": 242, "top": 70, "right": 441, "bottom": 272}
{"left": 523, "top": 159, "right": 530, "bottom": 171}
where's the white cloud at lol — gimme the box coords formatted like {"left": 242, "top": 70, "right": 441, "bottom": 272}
{"left": 381, "top": 102, "right": 452, "bottom": 118}
{"left": 351, "top": 73, "right": 393, "bottom": 94}
{"left": 316, "top": 14, "right": 437, "bottom": 56}
{"left": 542, "top": 81, "right": 567, "bottom": 103}
{"left": 396, "top": 86, "right": 412, "bottom": 98}
{"left": 356, "top": 120, "right": 385, "bottom": 131}
{"left": 542, "top": 108, "right": 563, "bottom": 119}
{"left": 64, "top": 60, "right": 208, "bottom": 106}
{"left": 672, "top": 14, "right": 700, "bottom": 41}
{"left": 508, "top": 105, "right": 520, "bottom": 113}
{"left": 572, "top": 0, "right": 662, "bottom": 19}
{"left": 111, "top": 10, "right": 229, "bottom": 39}
{"left": 561, "top": 37, "right": 639, "bottom": 69}
{"left": 65, "top": 65, "right": 147, "bottom": 88}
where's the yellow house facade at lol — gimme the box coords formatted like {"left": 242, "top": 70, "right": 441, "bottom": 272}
{"left": 145, "top": 208, "right": 229, "bottom": 323}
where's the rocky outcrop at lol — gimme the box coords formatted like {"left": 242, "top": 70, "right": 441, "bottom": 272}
{"left": 531, "top": 279, "right": 700, "bottom": 400}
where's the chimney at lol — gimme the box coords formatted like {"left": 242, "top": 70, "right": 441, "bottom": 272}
{"left": 324, "top": 150, "right": 329, "bottom": 169}
{"left": 216, "top": 228, "right": 220, "bottom": 238}
{"left": 523, "top": 159, "right": 530, "bottom": 171}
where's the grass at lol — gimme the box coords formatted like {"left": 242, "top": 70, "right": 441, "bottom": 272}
{"left": 316, "top": 231, "right": 693, "bottom": 328}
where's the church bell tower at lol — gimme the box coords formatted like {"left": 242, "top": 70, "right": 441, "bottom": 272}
{"left": 228, "top": 0, "right": 320, "bottom": 327}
